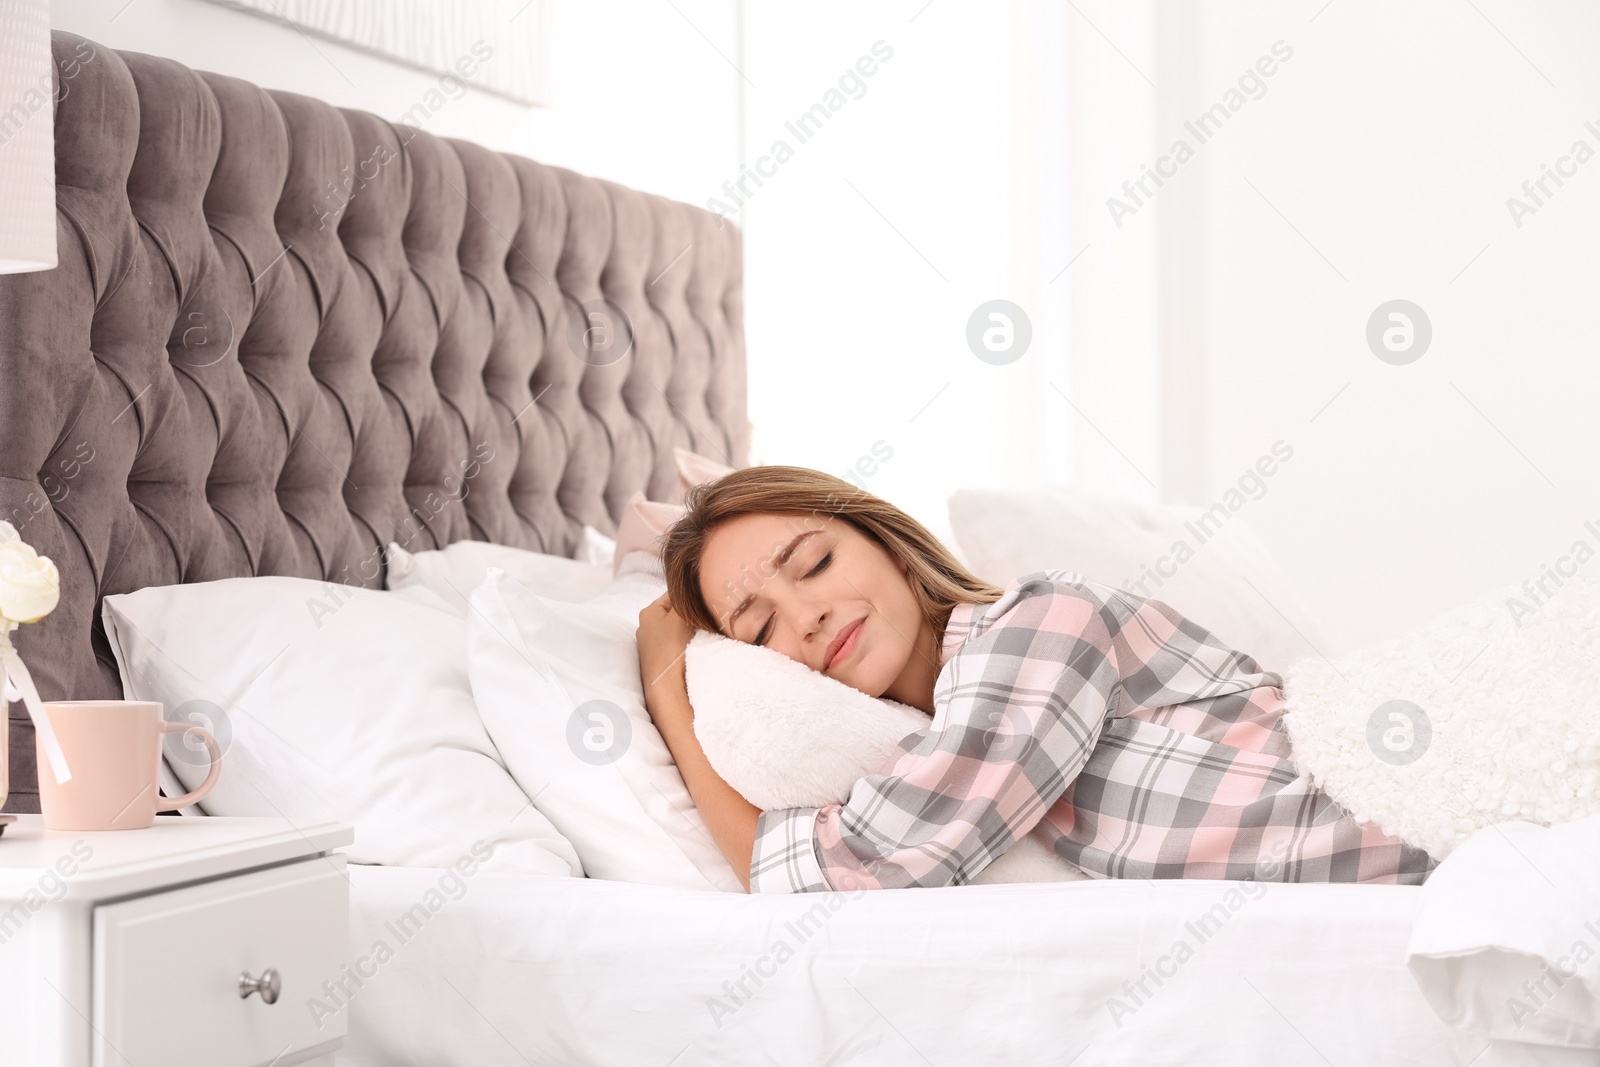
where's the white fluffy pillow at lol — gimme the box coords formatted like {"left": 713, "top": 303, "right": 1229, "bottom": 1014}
{"left": 948, "top": 487, "right": 1327, "bottom": 673}
{"left": 1281, "top": 578, "right": 1600, "bottom": 860}
{"left": 465, "top": 568, "right": 743, "bottom": 892}
{"left": 102, "top": 577, "right": 581, "bottom": 876}
{"left": 683, "top": 630, "right": 1088, "bottom": 884}
{"left": 384, "top": 539, "right": 615, "bottom": 613}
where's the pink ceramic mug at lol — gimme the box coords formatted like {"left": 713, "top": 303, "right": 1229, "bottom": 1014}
{"left": 36, "top": 700, "right": 222, "bottom": 830}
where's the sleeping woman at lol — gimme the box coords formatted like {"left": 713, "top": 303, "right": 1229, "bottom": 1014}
{"left": 635, "top": 465, "right": 1439, "bottom": 894}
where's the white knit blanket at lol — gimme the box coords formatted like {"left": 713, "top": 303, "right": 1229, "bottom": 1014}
{"left": 1281, "top": 578, "right": 1600, "bottom": 860}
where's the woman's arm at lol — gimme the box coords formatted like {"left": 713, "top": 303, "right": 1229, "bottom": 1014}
{"left": 645, "top": 659, "right": 760, "bottom": 891}
{"left": 637, "top": 592, "right": 759, "bottom": 892}
{"left": 749, "top": 576, "right": 1120, "bottom": 893}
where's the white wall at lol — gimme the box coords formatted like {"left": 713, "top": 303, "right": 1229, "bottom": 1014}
{"left": 736, "top": 1, "right": 1078, "bottom": 553}
{"left": 1058, "top": 0, "right": 1166, "bottom": 506}
{"left": 49, "top": 0, "right": 742, "bottom": 216}
{"left": 1155, "top": 0, "right": 1600, "bottom": 653}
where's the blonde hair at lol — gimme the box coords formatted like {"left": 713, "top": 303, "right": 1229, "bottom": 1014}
{"left": 660, "top": 465, "right": 1005, "bottom": 641}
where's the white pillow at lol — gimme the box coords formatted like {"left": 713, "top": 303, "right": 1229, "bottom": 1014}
{"left": 683, "top": 630, "right": 1088, "bottom": 884}
{"left": 584, "top": 550, "right": 668, "bottom": 621}
{"left": 102, "top": 577, "right": 581, "bottom": 876}
{"left": 1282, "top": 577, "right": 1600, "bottom": 860}
{"left": 465, "top": 568, "right": 742, "bottom": 892}
{"left": 1406, "top": 812, "right": 1600, "bottom": 1048}
{"left": 948, "top": 487, "right": 1328, "bottom": 673}
{"left": 384, "top": 538, "right": 614, "bottom": 613}
{"left": 577, "top": 524, "right": 617, "bottom": 568}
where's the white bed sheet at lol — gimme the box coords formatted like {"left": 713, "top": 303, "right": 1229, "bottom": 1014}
{"left": 331, "top": 868, "right": 1588, "bottom": 1067}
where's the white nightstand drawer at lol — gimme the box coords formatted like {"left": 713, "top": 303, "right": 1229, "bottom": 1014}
{"left": 92, "top": 854, "right": 348, "bottom": 1067}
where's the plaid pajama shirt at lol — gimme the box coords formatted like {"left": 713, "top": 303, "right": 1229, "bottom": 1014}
{"left": 749, "top": 570, "right": 1438, "bottom": 894}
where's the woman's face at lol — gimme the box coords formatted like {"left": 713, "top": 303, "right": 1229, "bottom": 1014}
{"left": 697, "top": 511, "right": 934, "bottom": 701}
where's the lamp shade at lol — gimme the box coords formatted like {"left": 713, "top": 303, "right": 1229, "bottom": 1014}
{"left": 0, "top": 0, "right": 55, "bottom": 274}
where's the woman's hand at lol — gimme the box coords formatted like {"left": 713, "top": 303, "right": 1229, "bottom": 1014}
{"left": 637, "top": 591, "right": 697, "bottom": 710}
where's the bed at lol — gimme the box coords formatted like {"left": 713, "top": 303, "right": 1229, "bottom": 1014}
{"left": 2, "top": 31, "right": 1593, "bottom": 1067}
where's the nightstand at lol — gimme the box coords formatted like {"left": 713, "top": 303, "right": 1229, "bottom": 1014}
{"left": 0, "top": 814, "right": 354, "bottom": 1067}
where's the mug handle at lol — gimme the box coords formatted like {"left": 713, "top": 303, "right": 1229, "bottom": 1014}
{"left": 157, "top": 722, "right": 222, "bottom": 812}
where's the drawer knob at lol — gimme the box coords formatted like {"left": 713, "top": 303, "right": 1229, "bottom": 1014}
{"left": 238, "top": 968, "right": 281, "bottom": 1005}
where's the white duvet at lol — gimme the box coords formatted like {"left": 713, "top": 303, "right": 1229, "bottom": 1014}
{"left": 333, "top": 866, "right": 1594, "bottom": 1067}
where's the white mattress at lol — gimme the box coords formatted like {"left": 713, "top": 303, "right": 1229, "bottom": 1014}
{"left": 327, "top": 870, "right": 1593, "bottom": 1066}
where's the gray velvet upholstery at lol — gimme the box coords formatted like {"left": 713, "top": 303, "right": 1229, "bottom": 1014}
{"left": 0, "top": 32, "right": 748, "bottom": 812}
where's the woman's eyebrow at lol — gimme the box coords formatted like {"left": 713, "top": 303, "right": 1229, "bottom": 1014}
{"left": 725, "top": 528, "right": 823, "bottom": 629}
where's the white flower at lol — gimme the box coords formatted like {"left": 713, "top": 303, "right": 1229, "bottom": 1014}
{"left": 0, "top": 521, "right": 60, "bottom": 624}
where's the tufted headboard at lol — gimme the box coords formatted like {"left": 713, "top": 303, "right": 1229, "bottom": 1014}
{"left": 0, "top": 32, "right": 749, "bottom": 813}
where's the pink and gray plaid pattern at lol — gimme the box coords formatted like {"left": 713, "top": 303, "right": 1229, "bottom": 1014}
{"left": 749, "top": 570, "right": 1438, "bottom": 894}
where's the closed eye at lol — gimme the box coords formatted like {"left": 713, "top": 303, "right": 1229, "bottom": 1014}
{"left": 754, "top": 551, "right": 832, "bottom": 647}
